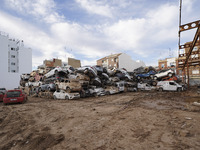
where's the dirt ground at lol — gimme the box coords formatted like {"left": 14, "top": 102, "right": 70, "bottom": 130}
{"left": 0, "top": 89, "right": 200, "bottom": 150}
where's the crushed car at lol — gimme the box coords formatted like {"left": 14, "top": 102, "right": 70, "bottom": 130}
{"left": 53, "top": 90, "right": 80, "bottom": 100}
{"left": 55, "top": 79, "right": 82, "bottom": 93}
{"left": 153, "top": 69, "right": 174, "bottom": 80}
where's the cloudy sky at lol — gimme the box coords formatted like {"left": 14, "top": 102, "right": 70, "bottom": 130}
{"left": 0, "top": 0, "right": 199, "bottom": 69}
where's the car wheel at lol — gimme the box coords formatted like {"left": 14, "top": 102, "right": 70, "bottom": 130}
{"left": 53, "top": 95, "right": 57, "bottom": 100}
{"left": 177, "top": 88, "right": 182, "bottom": 92}
{"left": 48, "top": 87, "right": 51, "bottom": 92}
{"left": 3, "top": 102, "right": 7, "bottom": 105}
{"left": 84, "top": 68, "right": 89, "bottom": 74}
{"left": 56, "top": 85, "right": 59, "bottom": 92}
{"left": 150, "top": 75, "right": 154, "bottom": 79}
{"left": 154, "top": 76, "right": 158, "bottom": 80}
{"left": 159, "top": 88, "right": 163, "bottom": 92}
{"left": 106, "top": 91, "right": 110, "bottom": 95}
{"left": 152, "top": 81, "right": 157, "bottom": 86}
{"left": 65, "top": 95, "right": 69, "bottom": 100}
{"left": 66, "top": 87, "right": 71, "bottom": 93}
{"left": 168, "top": 73, "right": 172, "bottom": 77}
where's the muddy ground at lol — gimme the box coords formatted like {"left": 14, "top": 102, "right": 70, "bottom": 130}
{"left": 0, "top": 89, "right": 200, "bottom": 150}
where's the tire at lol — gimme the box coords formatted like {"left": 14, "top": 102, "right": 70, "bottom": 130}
{"left": 53, "top": 95, "right": 57, "bottom": 100}
{"left": 65, "top": 95, "right": 69, "bottom": 100}
{"left": 159, "top": 88, "right": 163, "bottom": 92}
{"left": 152, "top": 81, "right": 157, "bottom": 86}
{"left": 48, "top": 87, "right": 51, "bottom": 92}
{"left": 154, "top": 76, "right": 158, "bottom": 80}
{"left": 106, "top": 91, "right": 110, "bottom": 95}
{"left": 56, "top": 85, "right": 59, "bottom": 92}
{"left": 66, "top": 87, "right": 71, "bottom": 93}
{"left": 168, "top": 73, "right": 172, "bottom": 77}
{"left": 177, "top": 88, "right": 182, "bottom": 92}
{"left": 84, "top": 68, "right": 89, "bottom": 74}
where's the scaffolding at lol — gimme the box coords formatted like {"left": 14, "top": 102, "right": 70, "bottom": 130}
{"left": 178, "top": 0, "right": 200, "bottom": 87}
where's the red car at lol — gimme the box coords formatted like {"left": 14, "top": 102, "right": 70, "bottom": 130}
{"left": 0, "top": 92, "right": 4, "bottom": 102}
{"left": 3, "top": 89, "right": 27, "bottom": 105}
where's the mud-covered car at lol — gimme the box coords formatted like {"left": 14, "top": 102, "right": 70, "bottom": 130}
{"left": 38, "top": 83, "right": 56, "bottom": 92}
{"left": 153, "top": 69, "right": 174, "bottom": 80}
{"left": 55, "top": 79, "right": 82, "bottom": 93}
{"left": 136, "top": 70, "right": 156, "bottom": 80}
{"left": 137, "top": 83, "right": 156, "bottom": 91}
{"left": 25, "top": 81, "right": 42, "bottom": 87}
{"left": 105, "top": 86, "right": 120, "bottom": 95}
{"left": 44, "top": 66, "right": 74, "bottom": 78}
{"left": 115, "top": 68, "right": 132, "bottom": 81}
{"left": 89, "top": 86, "right": 105, "bottom": 97}
{"left": 53, "top": 90, "right": 80, "bottom": 100}
{"left": 157, "top": 81, "right": 184, "bottom": 92}
{"left": 76, "top": 66, "right": 97, "bottom": 78}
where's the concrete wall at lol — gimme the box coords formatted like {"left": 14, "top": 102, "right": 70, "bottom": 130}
{"left": 68, "top": 58, "right": 81, "bottom": 68}
{"left": 118, "top": 53, "right": 145, "bottom": 71}
{"left": 0, "top": 34, "right": 32, "bottom": 90}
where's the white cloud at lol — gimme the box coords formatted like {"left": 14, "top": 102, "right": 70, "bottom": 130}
{"left": 0, "top": 11, "right": 73, "bottom": 68}
{"left": 75, "top": 0, "right": 113, "bottom": 18}
{"left": 1, "top": 0, "right": 200, "bottom": 69}
{"left": 4, "top": 0, "right": 64, "bottom": 23}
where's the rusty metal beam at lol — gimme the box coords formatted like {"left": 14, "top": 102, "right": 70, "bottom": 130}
{"left": 182, "top": 25, "right": 200, "bottom": 70}
{"left": 179, "top": 42, "right": 200, "bottom": 49}
{"left": 179, "top": 20, "right": 200, "bottom": 32}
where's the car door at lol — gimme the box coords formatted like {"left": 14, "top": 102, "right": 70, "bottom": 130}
{"left": 168, "top": 82, "right": 177, "bottom": 91}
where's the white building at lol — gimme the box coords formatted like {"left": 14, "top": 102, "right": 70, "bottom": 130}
{"left": 0, "top": 32, "right": 32, "bottom": 89}
{"left": 97, "top": 53, "right": 145, "bottom": 72}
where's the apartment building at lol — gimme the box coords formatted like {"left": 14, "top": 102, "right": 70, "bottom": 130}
{"left": 97, "top": 53, "right": 145, "bottom": 72}
{"left": 0, "top": 32, "right": 32, "bottom": 89}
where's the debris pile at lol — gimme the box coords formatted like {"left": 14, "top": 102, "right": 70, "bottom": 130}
{"left": 19, "top": 65, "right": 185, "bottom": 100}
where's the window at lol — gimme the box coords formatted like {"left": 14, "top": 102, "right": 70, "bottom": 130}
{"left": 102, "top": 60, "right": 104, "bottom": 63}
{"left": 192, "top": 70, "right": 199, "bottom": 75}
{"left": 161, "top": 64, "right": 165, "bottom": 68}
{"left": 112, "top": 59, "right": 114, "bottom": 62}
{"left": 11, "top": 62, "right": 15, "bottom": 65}
{"left": 193, "top": 47, "right": 198, "bottom": 51}
{"left": 11, "top": 55, "right": 15, "bottom": 58}
{"left": 11, "top": 47, "right": 15, "bottom": 51}
{"left": 114, "top": 58, "right": 117, "bottom": 62}
{"left": 169, "top": 82, "right": 175, "bottom": 85}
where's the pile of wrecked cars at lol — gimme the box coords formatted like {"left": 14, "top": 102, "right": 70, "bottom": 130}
{"left": 18, "top": 65, "right": 185, "bottom": 100}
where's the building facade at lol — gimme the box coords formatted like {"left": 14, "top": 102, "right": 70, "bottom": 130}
{"left": 0, "top": 32, "right": 32, "bottom": 89}
{"left": 178, "top": 41, "right": 200, "bottom": 78}
{"left": 158, "top": 57, "right": 178, "bottom": 72}
{"left": 97, "top": 53, "right": 145, "bottom": 72}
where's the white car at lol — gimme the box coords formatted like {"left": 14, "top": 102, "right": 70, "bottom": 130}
{"left": 25, "top": 81, "right": 42, "bottom": 87}
{"left": 105, "top": 86, "right": 120, "bottom": 95}
{"left": 44, "top": 66, "right": 74, "bottom": 78}
{"left": 137, "top": 83, "right": 156, "bottom": 91}
{"left": 53, "top": 90, "right": 80, "bottom": 100}
{"left": 89, "top": 87, "right": 105, "bottom": 97}
{"left": 154, "top": 69, "right": 174, "bottom": 80}
{"left": 157, "top": 81, "right": 183, "bottom": 92}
